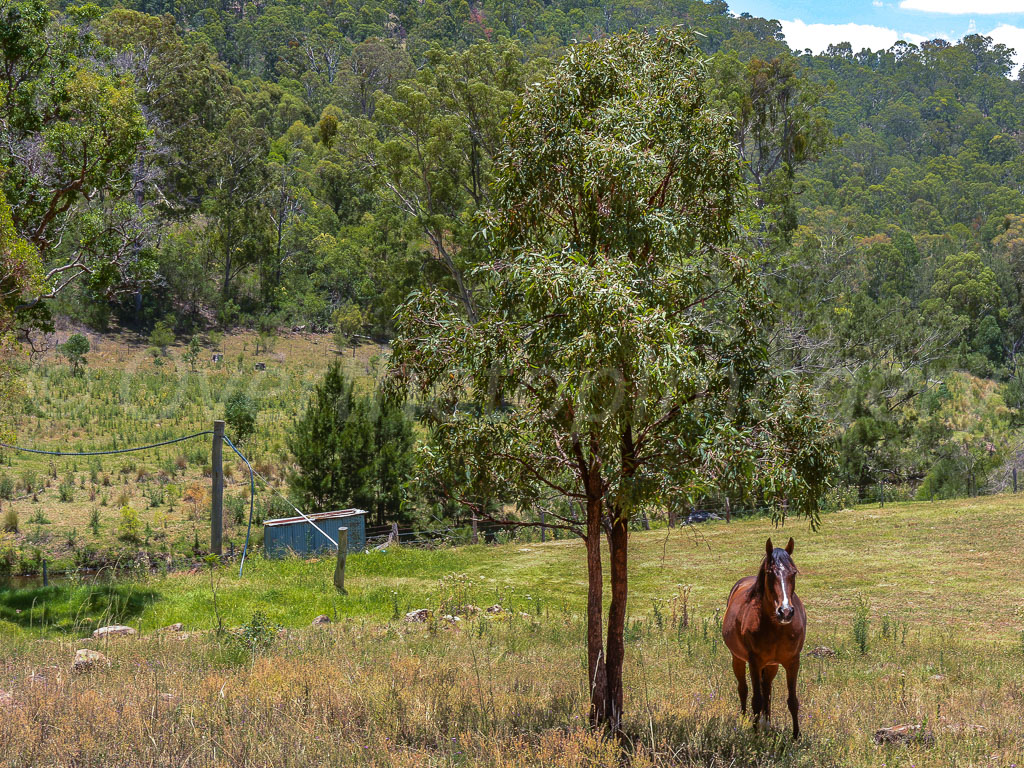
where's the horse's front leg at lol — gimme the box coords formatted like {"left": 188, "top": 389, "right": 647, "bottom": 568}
{"left": 760, "top": 664, "right": 779, "bottom": 729}
{"left": 784, "top": 659, "right": 800, "bottom": 740}
{"left": 748, "top": 657, "right": 764, "bottom": 730}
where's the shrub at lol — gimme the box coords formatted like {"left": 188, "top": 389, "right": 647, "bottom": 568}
{"left": 149, "top": 320, "right": 175, "bottom": 355}
{"left": 59, "top": 333, "right": 90, "bottom": 375}
{"left": 117, "top": 504, "right": 142, "bottom": 542}
{"left": 0, "top": 532, "right": 19, "bottom": 572}
{"left": 88, "top": 508, "right": 100, "bottom": 536}
{"left": 0, "top": 473, "right": 13, "bottom": 500}
{"left": 231, "top": 610, "right": 281, "bottom": 654}
{"left": 2, "top": 506, "right": 17, "bottom": 533}
{"left": 58, "top": 478, "right": 75, "bottom": 502}
{"left": 224, "top": 391, "right": 258, "bottom": 443}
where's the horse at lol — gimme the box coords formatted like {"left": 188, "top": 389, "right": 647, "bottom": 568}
{"left": 722, "top": 537, "right": 806, "bottom": 740}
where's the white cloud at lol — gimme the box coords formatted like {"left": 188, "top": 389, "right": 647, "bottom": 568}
{"left": 986, "top": 23, "right": 1024, "bottom": 73}
{"left": 779, "top": 19, "right": 925, "bottom": 53}
{"left": 900, "top": 0, "right": 1024, "bottom": 13}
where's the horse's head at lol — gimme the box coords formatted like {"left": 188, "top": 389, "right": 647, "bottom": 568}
{"left": 762, "top": 537, "right": 798, "bottom": 624}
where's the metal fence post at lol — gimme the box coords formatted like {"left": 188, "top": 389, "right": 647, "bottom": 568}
{"left": 211, "top": 420, "right": 224, "bottom": 556}
{"left": 334, "top": 527, "right": 348, "bottom": 594}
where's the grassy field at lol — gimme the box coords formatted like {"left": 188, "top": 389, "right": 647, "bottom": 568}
{"left": 0, "top": 496, "right": 1022, "bottom": 766}
{"left": 0, "top": 329, "right": 381, "bottom": 571}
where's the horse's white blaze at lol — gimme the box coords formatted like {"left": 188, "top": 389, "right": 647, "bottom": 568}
{"left": 778, "top": 573, "right": 792, "bottom": 613}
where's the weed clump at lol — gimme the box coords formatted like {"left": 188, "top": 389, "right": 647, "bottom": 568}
{"left": 853, "top": 595, "right": 870, "bottom": 654}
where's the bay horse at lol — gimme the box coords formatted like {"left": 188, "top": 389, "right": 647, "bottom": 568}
{"left": 722, "top": 537, "right": 806, "bottom": 739}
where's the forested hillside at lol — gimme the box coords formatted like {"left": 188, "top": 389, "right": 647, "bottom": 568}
{"left": 3, "top": 0, "right": 1024, "bottom": 501}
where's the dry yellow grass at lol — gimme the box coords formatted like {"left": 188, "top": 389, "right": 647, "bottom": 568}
{"left": 1, "top": 497, "right": 1023, "bottom": 767}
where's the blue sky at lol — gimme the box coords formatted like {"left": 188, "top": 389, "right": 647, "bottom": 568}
{"left": 728, "top": 0, "right": 1024, "bottom": 70}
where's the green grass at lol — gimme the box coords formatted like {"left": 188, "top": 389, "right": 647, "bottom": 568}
{"left": 5, "top": 494, "right": 1023, "bottom": 647}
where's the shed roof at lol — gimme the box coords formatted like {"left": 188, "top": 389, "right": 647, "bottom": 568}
{"left": 264, "top": 509, "right": 368, "bottom": 527}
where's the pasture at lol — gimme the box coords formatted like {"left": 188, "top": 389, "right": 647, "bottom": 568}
{"left": 0, "top": 329, "right": 382, "bottom": 572}
{"left": 0, "top": 495, "right": 1022, "bottom": 767}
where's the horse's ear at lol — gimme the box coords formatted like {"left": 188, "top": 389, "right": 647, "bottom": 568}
{"left": 765, "top": 538, "right": 773, "bottom": 557}
{"left": 785, "top": 537, "right": 795, "bottom": 555}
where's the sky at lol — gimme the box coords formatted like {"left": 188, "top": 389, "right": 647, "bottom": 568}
{"left": 727, "top": 0, "right": 1024, "bottom": 72}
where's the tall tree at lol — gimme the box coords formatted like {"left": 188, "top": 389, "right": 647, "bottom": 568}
{"left": 369, "top": 39, "right": 525, "bottom": 321}
{"left": 0, "top": 0, "right": 149, "bottom": 303}
{"left": 388, "top": 30, "right": 833, "bottom": 731}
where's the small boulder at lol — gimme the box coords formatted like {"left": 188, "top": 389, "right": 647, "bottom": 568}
{"left": 404, "top": 609, "right": 431, "bottom": 623}
{"left": 311, "top": 615, "right": 331, "bottom": 626}
{"left": 873, "top": 724, "right": 935, "bottom": 746}
{"left": 441, "top": 614, "right": 461, "bottom": 624}
{"left": 486, "top": 604, "right": 504, "bottom": 615}
{"left": 808, "top": 646, "right": 837, "bottom": 659}
{"left": 160, "top": 623, "right": 184, "bottom": 633}
{"left": 92, "top": 625, "right": 137, "bottom": 639}
{"left": 72, "top": 648, "right": 109, "bottom": 673}
{"left": 455, "top": 605, "right": 480, "bottom": 617}
{"left": 0, "top": 690, "right": 16, "bottom": 709}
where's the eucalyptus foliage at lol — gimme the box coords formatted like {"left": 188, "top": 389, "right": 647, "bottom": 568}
{"left": 389, "top": 29, "right": 834, "bottom": 729}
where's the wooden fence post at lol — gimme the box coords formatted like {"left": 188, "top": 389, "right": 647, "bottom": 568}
{"left": 1014, "top": 467, "right": 1018, "bottom": 494}
{"left": 724, "top": 496, "right": 731, "bottom": 524}
{"left": 334, "top": 527, "right": 348, "bottom": 594}
{"left": 540, "top": 509, "right": 546, "bottom": 543}
{"left": 211, "top": 420, "right": 224, "bottom": 556}
{"left": 471, "top": 515, "right": 479, "bottom": 545}
{"left": 879, "top": 479, "right": 884, "bottom": 508}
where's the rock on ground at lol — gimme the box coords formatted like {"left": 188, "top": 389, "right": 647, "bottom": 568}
{"left": 160, "top": 623, "right": 184, "bottom": 633}
{"left": 873, "top": 724, "right": 935, "bottom": 746}
{"left": 311, "top": 615, "right": 331, "bottom": 626}
{"left": 0, "top": 690, "right": 16, "bottom": 709}
{"left": 808, "top": 646, "right": 837, "bottom": 659}
{"left": 404, "top": 609, "right": 431, "bottom": 623}
{"left": 92, "top": 625, "right": 137, "bottom": 639}
{"left": 72, "top": 649, "right": 109, "bottom": 673}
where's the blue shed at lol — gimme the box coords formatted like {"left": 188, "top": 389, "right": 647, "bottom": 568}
{"left": 263, "top": 509, "right": 367, "bottom": 558}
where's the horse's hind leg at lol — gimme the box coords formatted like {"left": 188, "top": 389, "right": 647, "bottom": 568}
{"left": 731, "top": 655, "right": 748, "bottom": 714}
{"left": 784, "top": 659, "right": 801, "bottom": 741}
{"left": 760, "top": 664, "right": 778, "bottom": 728}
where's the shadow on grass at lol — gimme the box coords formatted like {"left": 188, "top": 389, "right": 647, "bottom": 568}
{"left": 621, "top": 712, "right": 817, "bottom": 768}
{"left": 0, "top": 582, "right": 159, "bottom": 634}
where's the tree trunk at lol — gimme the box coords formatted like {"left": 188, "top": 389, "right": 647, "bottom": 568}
{"left": 585, "top": 495, "right": 607, "bottom": 726}
{"left": 604, "top": 513, "right": 629, "bottom": 732}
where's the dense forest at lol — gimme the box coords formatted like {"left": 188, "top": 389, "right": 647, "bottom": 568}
{"left": 3, "top": 0, "right": 1024, "bottom": 504}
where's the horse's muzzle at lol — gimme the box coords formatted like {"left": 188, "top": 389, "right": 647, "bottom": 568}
{"left": 776, "top": 607, "right": 795, "bottom": 623}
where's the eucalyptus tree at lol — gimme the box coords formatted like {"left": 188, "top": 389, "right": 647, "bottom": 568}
{"left": 388, "top": 30, "right": 833, "bottom": 731}
{"left": 370, "top": 39, "right": 526, "bottom": 322}
{"left": 0, "top": 0, "right": 149, "bottom": 305}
